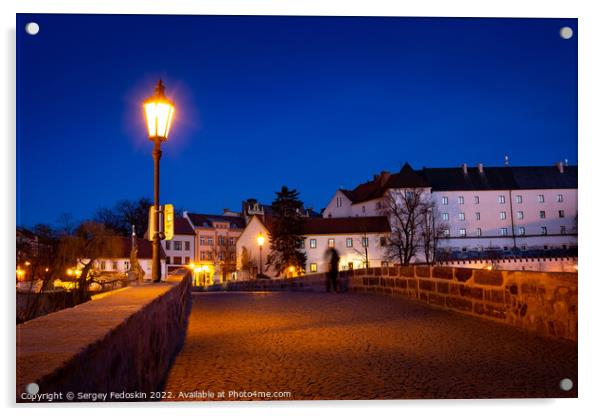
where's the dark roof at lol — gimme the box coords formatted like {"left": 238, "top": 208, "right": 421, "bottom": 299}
{"left": 174, "top": 217, "right": 196, "bottom": 235}
{"left": 341, "top": 163, "right": 577, "bottom": 203}
{"left": 120, "top": 237, "right": 165, "bottom": 260}
{"left": 303, "top": 216, "right": 391, "bottom": 235}
{"left": 423, "top": 165, "right": 578, "bottom": 191}
{"left": 186, "top": 213, "right": 246, "bottom": 229}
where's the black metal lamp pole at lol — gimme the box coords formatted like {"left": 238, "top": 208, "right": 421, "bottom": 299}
{"left": 152, "top": 138, "right": 162, "bottom": 283}
{"left": 259, "top": 244, "right": 263, "bottom": 276}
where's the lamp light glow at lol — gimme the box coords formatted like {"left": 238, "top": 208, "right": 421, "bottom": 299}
{"left": 144, "top": 80, "right": 175, "bottom": 141}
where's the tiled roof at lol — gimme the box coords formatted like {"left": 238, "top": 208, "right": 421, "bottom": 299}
{"left": 341, "top": 163, "right": 577, "bottom": 203}
{"left": 186, "top": 213, "right": 246, "bottom": 229}
{"left": 173, "top": 217, "right": 196, "bottom": 235}
{"left": 302, "top": 216, "right": 391, "bottom": 235}
{"left": 120, "top": 237, "right": 165, "bottom": 259}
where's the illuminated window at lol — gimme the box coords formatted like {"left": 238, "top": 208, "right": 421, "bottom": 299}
{"left": 346, "top": 238, "right": 353, "bottom": 248}
{"left": 310, "top": 239, "right": 317, "bottom": 249}
{"left": 328, "top": 238, "right": 335, "bottom": 248}
{"left": 310, "top": 263, "right": 317, "bottom": 272}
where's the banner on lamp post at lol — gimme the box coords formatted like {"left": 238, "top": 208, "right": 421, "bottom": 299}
{"left": 164, "top": 204, "right": 174, "bottom": 241}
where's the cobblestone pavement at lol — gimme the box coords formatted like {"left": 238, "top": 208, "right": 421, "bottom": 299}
{"left": 163, "top": 292, "right": 577, "bottom": 401}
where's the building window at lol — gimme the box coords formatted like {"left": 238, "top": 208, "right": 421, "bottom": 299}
{"left": 100, "top": 260, "right": 106, "bottom": 270}
{"left": 458, "top": 212, "right": 465, "bottom": 221}
{"left": 124, "top": 261, "right": 130, "bottom": 270}
{"left": 207, "top": 237, "right": 213, "bottom": 246}
{"left": 185, "top": 256, "right": 190, "bottom": 264}
{"left": 218, "top": 236, "right": 225, "bottom": 246}
{"left": 405, "top": 191, "right": 415, "bottom": 201}
{"left": 557, "top": 194, "right": 564, "bottom": 203}
{"left": 207, "top": 252, "right": 213, "bottom": 260}
{"left": 200, "top": 252, "right": 205, "bottom": 260}
{"left": 476, "top": 228, "right": 482, "bottom": 237}
{"left": 475, "top": 212, "right": 481, "bottom": 221}
{"left": 310, "top": 239, "right": 317, "bottom": 249}
{"left": 498, "top": 195, "right": 506, "bottom": 204}
{"left": 443, "top": 228, "right": 450, "bottom": 237}
{"left": 166, "top": 241, "right": 171, "bottom": 250}
{"left": 166, "top": 257, "right": 171, "bottom": 264}
{"left": 518, "top": 227, "right": 525, "bottom": 236}
{"left": 310, "top": 263, "right": 317, "bottom": 272}
{"left": 442, "top": 196, "right": 448, "bottom": 205}
{"left": 328, "top": 238, "right": 335, "bottom": 248}
{"left": 457, "top": 196, "right": 464, "bottom": 204}
{"left": 540, "top": 226, "right": 547, "bottom": 235}
{"left": 499, "top": 211, "right": 506, "bottom": 220}
{"left": 185, "top": 241, "right": 190, "bottom": 251}
{"left": 376, "top": 201, "right": 382, "bottom": 210}
{"left": 336, "top": 196, "right": 342, "bottom": 208}
{"left": 500, "top": 228, "right": 508, "bottom": 236}
{"left": 230, "top": 253, "right": 235, "bottom": 261}
{"left": 516, "top": 195, "right": 523, "bottom": 204}
{"left": 380, "top": 236, "right": 387, "bottom": 246}
{"left": 219, "top": 252, "right": 224, "bottom": 260}
{"left": 346, "top": 238, "right": 353, "bottom": 248}
{"left": 560, "top": 225, "right": 566, "bottom": 235}
{"left": 538, "top": 195, "right": 545, "bottom": 203}
{"left": 229, "top": 237, "right": 235, "bottom": 246}
{"left": 174, "top": 241, "right": 182, "bottom": 250}
{"left": 199, "top": 236, "right": 205, "bottom": 245}
{"left": 112, "top": 261, "right": 118, "bottom": 270}
{"left": 539, "top": 211, "right": 546, "bottom": 219}
{"left": 362, "top": 205, "right": 366, "bottom": 214}
{"left": 559, "top": 210, "right": 565, "bottom": 218}
{"left": 442, "top": 212, "right": 449, "bottom": 221}
{"left": 174, "top": 256, "right": 182, "bottom": 265}
{"left": 362, "top": 237, "right": 369, "bottom": 248}
{"left": 299, "top": 240, "right": 305, "bottom": 249}
{"left": 517, "top": 211, "right": 524, "bottom": 220}
{"left": 459, "top": 228, "right": 466, "bottom": 237}
{"left": 473, "top": 196, "right": 479, "bottom": 204}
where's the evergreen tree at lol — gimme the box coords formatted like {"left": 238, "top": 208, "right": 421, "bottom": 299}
{"left": 266, "top": 186, "right": 307, "bottom": 276}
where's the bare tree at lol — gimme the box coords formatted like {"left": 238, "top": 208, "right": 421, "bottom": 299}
{"left": 380, "top": 188, "right": 431, "bottom": 265}
{"left": 57, "top": 221, "right": 122, "bottom": 302}
{"left": 419, "top": 200, "right": 446, "bottom": 265}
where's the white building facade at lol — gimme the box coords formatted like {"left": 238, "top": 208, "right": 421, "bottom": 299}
{"left": 161, "top": 217, "right": 196, "bottom": 273}
{"left": 323, "top": 162, "right": 578, "bottom": 263}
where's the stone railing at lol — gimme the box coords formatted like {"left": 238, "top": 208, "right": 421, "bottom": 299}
{"left": 16, "top": 271, "right": 192, "bottom": 402}
{"left": 347, "top": 266, "right": 577, "bottom": 341}
{"left": 226, "top": 266, "right": 577, "bottom": 341}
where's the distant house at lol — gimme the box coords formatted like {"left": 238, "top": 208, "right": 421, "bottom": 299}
{"left": 235, "top": 215, "right": 391, "bottom": 280}
{"left": 161, "top": 217, "right": 196, "bottom": 273}
{"left": 79, "top": 236, "right": 167, "bottom": 281}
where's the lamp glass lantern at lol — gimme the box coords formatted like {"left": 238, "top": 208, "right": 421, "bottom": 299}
{"left": 144, "top": 80, "right": 175, "bottom": 141}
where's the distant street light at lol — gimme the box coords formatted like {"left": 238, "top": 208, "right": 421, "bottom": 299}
{"left": 144, "top": 80, "right": 175, "bottom": 283}
{"left": 257, "top": 233, "right": 265, "bottom": 277}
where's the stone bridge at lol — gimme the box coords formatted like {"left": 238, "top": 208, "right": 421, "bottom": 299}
{"left": 16, "top": 267, "right": 577, "bottom": 402}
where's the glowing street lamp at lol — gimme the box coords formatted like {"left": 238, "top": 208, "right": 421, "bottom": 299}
{"left": 144, "top": 80, "right": 175, "bottom": 283}
{"left": 257, "top": 233, "right": 265, "bottom": 277}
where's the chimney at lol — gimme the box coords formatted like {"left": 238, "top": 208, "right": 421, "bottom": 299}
{"left": 461, "top": 163, "right": 468, "bottom": 175}
{"left": 477, "top": 163, "right": 484, "bottom": 173}
{"left": 504, "top": 155, "right": 509, "bottom": 166}
{"left": 556, "top": 161, "right": 565, "bottom": 173}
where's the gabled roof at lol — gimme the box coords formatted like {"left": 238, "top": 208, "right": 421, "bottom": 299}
{"left": 186, "top": 213, "right": 246, "bottom": 229}
{"left": 173, "top": 217, "right": 196, "bottom": 235}
{"left": 339, "top": 162, "right": 578, "bottom": 203}
{"left": 302, "top": 216, "right": 391, "bottom": 235}
{"left": 120, "top": 237, "right": 165, "bottom": 260}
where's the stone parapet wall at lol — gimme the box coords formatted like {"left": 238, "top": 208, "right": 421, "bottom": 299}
{"left": 16, "top": 271, "right": 192, "bottom": 402}
{"left": 226, "top": 273, "right": 331, "bottom": 292}
{"left": 348, "top": 266, "right": 577, "bottom": 341}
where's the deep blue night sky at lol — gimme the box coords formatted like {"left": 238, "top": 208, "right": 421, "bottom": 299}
{"left": 16, "top": 14, "right": 577, "bottom": 227}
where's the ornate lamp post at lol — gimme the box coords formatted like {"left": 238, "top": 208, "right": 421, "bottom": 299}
{"left": 144, "top": 80, "right": 175, "bottom": 283}
{"left": 256, "top": 233, "right": 265, "bottom": 277}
